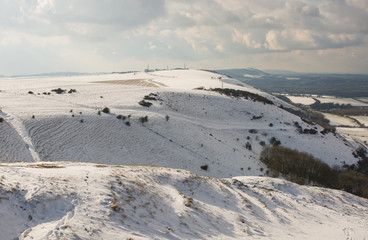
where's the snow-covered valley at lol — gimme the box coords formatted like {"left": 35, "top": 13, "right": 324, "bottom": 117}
{"left": 0, "top": 70, "right": 367, "bottom": 239}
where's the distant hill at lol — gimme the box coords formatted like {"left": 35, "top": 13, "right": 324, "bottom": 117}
{"left": 216, "top": 68, "right": 368, "bottom": 97}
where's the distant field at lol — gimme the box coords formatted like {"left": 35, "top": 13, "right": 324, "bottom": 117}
{"left": 323, "top": 113, "right": 359, "bottom": 127}
{"left": 351, "top": 116, "right": 368, "bottom": 127}
{"left": 316, "top": 96, "right": 368, "bottom": 106}
{"left": 337, "top": 127, "right": 368, "bottom": 145}
{"left": 287, "top": 96, "right": 316, "bottom": 105}
{"left": 357, "top": 98, "right": 368, "bottom": 104}
{"left": 217, "top": 69, "right": 368, "bottom": 98}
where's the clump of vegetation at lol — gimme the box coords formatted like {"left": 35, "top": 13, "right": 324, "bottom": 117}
{"left": 51, "top": 88, "right": 66, "bottom": 94}
{"left": 0, "top": 117, "right": 3, "bottom": 123}
{"left": 139, "top": 100, "right": 153, "bottom": 107}
{"left": 184, "top": 197, "right": 194, "bottom": 207}
{"left": 165, "top": 115, "right": 170, "bottom": 121}
{"left": 144, "top": 93, "right": 160, "bottom": 101}
{"left": 102, "top": 107, "right": 110, "bottom": 114}
{"left": 125, "top": 121, "right": 131, "bottom": 126}
{"left": 28, "top": 91, "right": 34, "bottom": 94}
{"left": 269, "top": 137, "right": 281, "bottom": 146}
{"left": 260, "top": 146, "right": 368, "bottom": 198}
{"left": 248, "top": 129, "right": 258, "bottom": 134}
{"left": 200, "top": 165, "right": 208, "bottom": 171}
{"left": 251, "top": 115, "right": 263, "bottom": 120}
{"left": 139, "top": 116, "right": 149, "bottom": 124}
{"left": 245, "top": 142, "right": 252, "bottom": 150}
{"left": 210, "top": 88, "right": 274, "bottom": 105}
{"left": 353, "top": 147, "right": 368, "bottom": 175}
{"left": 116, "top": 115, "right": 126, "bottom": 120}
{"left": 68, "top": 89, "right": 77, "bottom": 93}
{"left": 303, "top": 128, "right": 318, "bottom": 134}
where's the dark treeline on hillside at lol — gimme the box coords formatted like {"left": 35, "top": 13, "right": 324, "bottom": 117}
{"left": 210, "top": 88, "right": 274, "bottom": 105}
{"left": 260, "top": 146, "right": 368, "bottom": 199}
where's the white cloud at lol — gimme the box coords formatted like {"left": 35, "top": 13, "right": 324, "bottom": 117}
{"left": 0, "top": 0, "right": 367, "bottom": 74}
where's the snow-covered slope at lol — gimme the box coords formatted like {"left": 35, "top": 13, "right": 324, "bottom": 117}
{"left": 0, "top": 70, "right": 360, "bottom": 177}
{"left": 0, "top": 69, "right": 367, "bottom": 239}
{"left": 0, "top": 162, "right": 367, "bottom": 240}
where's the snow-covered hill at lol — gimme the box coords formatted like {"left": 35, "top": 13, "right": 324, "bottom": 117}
{"left": 0, "top": 70, "right": 360, "bottom": 177}
{"left": 0, "top": 69, "right": 367, "bottom": 239}
{"left": 1, "top": 162, "right": 367, "bottom": 240}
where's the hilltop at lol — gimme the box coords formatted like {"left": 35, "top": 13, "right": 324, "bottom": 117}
{"left": 0, "top": 70, "right": 360, "bottom": 177}
{"left": 0, "top": 69, "right": 367, "bottom": 239}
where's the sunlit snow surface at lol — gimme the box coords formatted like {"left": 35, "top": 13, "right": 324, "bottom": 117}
{"left": 0, "top": 70, "right": 359, "bottom": 174}
{"left": 0, "top": 70, "right": 367, "bottom": 239}
{"left": 0, "top": 163, "right": 367, "bottom": 240}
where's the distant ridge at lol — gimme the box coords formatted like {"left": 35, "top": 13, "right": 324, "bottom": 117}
{"left": 0, "top": 72, "right": 107, "bottom": 78}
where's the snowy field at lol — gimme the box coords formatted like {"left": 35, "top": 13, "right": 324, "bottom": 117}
{"left": 0, "top": 69, "right": 367, "bottom": 239}
{"left": 337, "top": 127, "right": 368, "bottom": 146}
{"left": 284, "top": 94, "right": 368, "bottom": 107}
{"left": 316, "top": 96, "right": 368, "bottom": 106}
{"left": 287, "top": 95, "right": 316, "bottom": 105}
{"left": 323, "top": 113, "right": 360, "bottom": 127}
{"left": 351, "top": 115, "right": 368, "bottom": 127}
{"left": 356, "top": 97, "right": 368, "bottom": 104}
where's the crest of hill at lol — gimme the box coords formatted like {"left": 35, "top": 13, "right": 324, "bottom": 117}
{"left": 0, "top": 69, "right": 361, "bottom": 178}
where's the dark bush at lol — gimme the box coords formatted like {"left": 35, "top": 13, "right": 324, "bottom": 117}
{"left": 68, "top": 89, "right": 77, "bottom": 93}
{"left": 102, "top": 107, "right": 110, "bottom": 114}
{"left": 165, "top": 115, "right": 170, "bottom": 121}
{"left": 269, "top": 137, "right": 281, "bottom": 146}
{"left": 303, "top": 128, "right": 318, "bottom": 134}
{"left": 259, "top": 141, "right": 266, "bottom": 146}
{"left": 28, "top": 91, "right": 34, "bottom": 94}
{"left": 245, "top": 142, "right": 252, "bottom": 150}
{"left": 249, "top": 129, "right": 258, "bottom": 134}
{"left": 200, "top": 165, "right": 208, "bottom": 171}
{"left": 0, "top": 117, "right": 3, "bottom": 123}
{"left": 125, "top": 121, "right": 130, "bottom": 126}
{"left": 139, "top": 116, "right": 148, "bottom": 124}
{"left": 144, "top": 93, "right": 159, "bottom": 101}
{"left": 51, "top": 88, "right": 66, "bottom": 94}
{"left": 139, "top": 100, "right": 153, "bottom": 107}
{"left": 252, "top": 115, "right": 263, "bottom": 120}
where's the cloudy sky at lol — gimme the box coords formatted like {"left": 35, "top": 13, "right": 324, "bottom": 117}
{"left": 0, "top": 0, "right": 368, "bottom": 75}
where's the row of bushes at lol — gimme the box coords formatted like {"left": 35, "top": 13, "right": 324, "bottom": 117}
{"left": 260, "top": 146, "right": 368, "bottom": 198}
{"left": 210, "top": 88, "right": 274, "bottom": 105}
